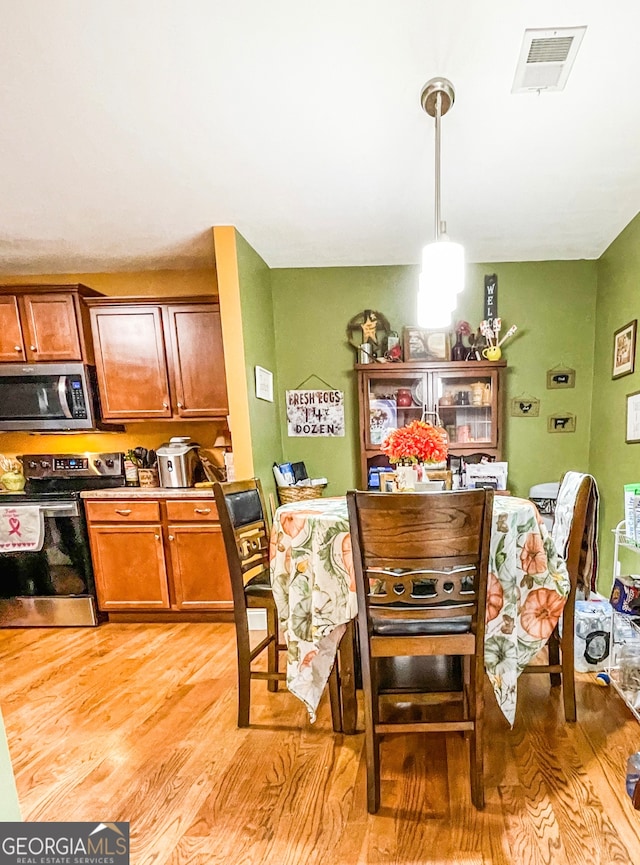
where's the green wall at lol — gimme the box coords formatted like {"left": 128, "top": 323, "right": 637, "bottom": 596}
{"left": 590, "top": 211, "right": 640, "bottom": 593}
{"left": 235, "top": 231, "right": 283, "bottom": 500}
{"left": 271, "top": 260, "right": 598, "bottom": 498}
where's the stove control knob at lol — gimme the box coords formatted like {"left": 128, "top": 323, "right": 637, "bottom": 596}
{"left": 105, "top": 459, "right": 114, "bottom": 468}
{"left": 93, "top": 459, "right": 102, "bottom": 468}
{"left": 40, "top": 460, "right": 50, "bottom": 469}
{"left": 28, "top": 460, "right": 37, "bottom": 469}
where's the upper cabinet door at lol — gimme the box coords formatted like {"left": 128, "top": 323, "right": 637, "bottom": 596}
{"left": 166, "top": 304, "right": 229, "bottom": 417}
{"left": 90, "top": 306, "right": 172, "bottom": 420}
{"left": 0, "top": 296, "right": 26, "bottom": 361}
{"left": 21, "top": 293, "right": 82, "bottom": 361}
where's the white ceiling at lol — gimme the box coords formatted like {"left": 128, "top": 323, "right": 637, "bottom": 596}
{"left": 1, "top": 1, "right": 639, "bottom": 274}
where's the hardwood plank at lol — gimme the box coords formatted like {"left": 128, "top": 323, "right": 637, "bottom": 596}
{"left": 1, "top": 624, "right": 639, "bottom": 864}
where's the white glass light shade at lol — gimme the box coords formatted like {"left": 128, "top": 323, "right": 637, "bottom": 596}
{"left": 417, "top": 286, "right": 457, "bottom": 329}
{"left": 420, "top": 238, "right": 465, "bottom": 296}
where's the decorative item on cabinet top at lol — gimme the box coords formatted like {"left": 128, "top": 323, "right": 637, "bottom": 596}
{"left": 479, "top": 318, "right": 518, "bottom": 361}
{"left": 346, "top": 309, "right": 392, "bottom": 363}
{"left": 86, "top": 296, "right": 228, "bottom": 421}
{"left": 402, "top": 327, "right": 450, "bottom": 362}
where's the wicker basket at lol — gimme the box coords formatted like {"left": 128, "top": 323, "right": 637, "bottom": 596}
{"left": 277, "top": 484, "right": 327, "bottom": 505}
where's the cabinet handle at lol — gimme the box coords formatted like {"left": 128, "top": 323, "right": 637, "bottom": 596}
{"left": 177, "top": 402, "right": 183, "bottom": 408}
{"left": 14, "top": 345, "right": 21, "bottom": 351}
{"left": 194, "top": 508, "right": 211, "bottom": 514}
{"left": 115, "top": 509, "right": 132, "bottom": 516}
{"left": 155, "top": 534, "right": 161, "bottom": 540}
{"left": 162, "top": 402, "right": 169, "bottom": 409}
{"left": 30, "top": 345, "right": 37, "bottom": 351}
{"left": 168, "top": 534, "right": 174, "bottom": 541}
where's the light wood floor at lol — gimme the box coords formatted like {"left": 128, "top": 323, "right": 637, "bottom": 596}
{"left": 1, "top": 623, "right": 639, "bottom": 864}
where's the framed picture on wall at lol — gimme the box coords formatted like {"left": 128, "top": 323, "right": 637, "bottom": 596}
{"left": 613, "top": 319, "right": 637, "bottom": 379}
{"left": 402, "top": 327, "right": 450, "bottom": 362}
{"left": 626, "top": 390, "right": 640, "bottom": 443}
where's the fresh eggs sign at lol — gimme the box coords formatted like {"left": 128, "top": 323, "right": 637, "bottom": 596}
{"left": 286, "top": 390, "right": 345, "bottom": 437}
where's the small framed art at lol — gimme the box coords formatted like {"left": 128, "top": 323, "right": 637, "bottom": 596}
{"left": 546, "top": 367, "right": 576, "bottom": 389}
{"left": 547, "top": 413, "right": 576, "bottom": 433}
{"left": 626, "top": 390, "right": 640, "bottom": 443}
{"left": 402, "top": 327, "right": 450, "bottom": 362}
{"left": 613, "top": 319, "right": 637, "bottom": 379}
{"left": 255, "top": 366, "right": 274, "bottom": 402}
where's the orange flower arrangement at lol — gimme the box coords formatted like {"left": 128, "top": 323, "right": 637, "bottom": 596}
{"left": 381, "top": 420, "right": 449, "bottom": 465}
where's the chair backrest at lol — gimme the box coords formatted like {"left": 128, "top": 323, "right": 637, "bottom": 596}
{"left": 551, "top": 472, "right": 596, "bottom": 595}
{"left": 214, "top": 479, "right": 270, "bottom": 610}
{"left": 347, "top": 489, "right": 493, "bottom": 632}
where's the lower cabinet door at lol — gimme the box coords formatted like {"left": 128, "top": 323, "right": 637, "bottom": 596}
{"left": 167, "top": 524, "right": 232, "bottom": 609}
{"left": 89, "top": 524, "right": 170, "bottom": 610}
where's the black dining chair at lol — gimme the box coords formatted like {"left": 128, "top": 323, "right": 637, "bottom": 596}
{"left": 347, "top": 488, "right": 493, "bottom": 812}
{"left": 214, "top": 478, "right": 342, "bottom": 730}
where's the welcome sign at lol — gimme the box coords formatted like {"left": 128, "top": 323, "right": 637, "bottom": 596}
{"left": 286, "top": 390, "right": 345, "bottom": 437}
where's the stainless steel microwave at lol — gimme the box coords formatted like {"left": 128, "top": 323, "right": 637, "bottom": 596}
{"left": 0, "top": 363, "right": 107, "bottom": 431}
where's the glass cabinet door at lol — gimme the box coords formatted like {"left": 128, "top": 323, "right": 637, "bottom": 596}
{"left": 364, "top": 371, "right": 429, "bottom": 450}
{"left": 431, "top": 369, "right": 499, "bottom": 450}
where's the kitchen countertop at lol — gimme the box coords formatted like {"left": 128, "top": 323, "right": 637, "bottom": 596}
{"left": 80, "top": 487, "right": 215, "bottom": 499}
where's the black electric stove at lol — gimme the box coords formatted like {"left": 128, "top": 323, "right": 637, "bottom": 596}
{"left": 0, "top": 452, "right": 125, "bottom": 627}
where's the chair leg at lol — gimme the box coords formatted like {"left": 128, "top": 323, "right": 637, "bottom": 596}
{"left": 338, "top": 621, "right": 358, "bottom": 735}
{"left": 366, "top": 730, "right": 381, "bottom": 814}
{"left": 362, "top": 655, "right": 381, "bottom": 813}
{"left": 548, "top": 630, "right": 561, "bottom": 687}
{"left": 266, "top": 605, "right": 279, "bottom": 693}
{"left": 560, "top": 613, "right": 577, "bottom": 722}
{"left": 328, "top": 662, "right": 342, "bottom": 733}
{"left": 236, "top": 619, "right": 252, "bottom": 728}
{"left": 468, "top": 658, "right": 485, "bottom": 810}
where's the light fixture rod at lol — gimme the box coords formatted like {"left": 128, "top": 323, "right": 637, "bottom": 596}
{"left": 420, "top": 77, "right": 456, "bottom": 242}
{"left": 434, "top": 90, "right": 442, "bottom": 240}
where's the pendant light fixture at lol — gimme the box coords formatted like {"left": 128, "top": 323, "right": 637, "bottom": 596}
{"left": 417, "top": 77, "right": 464, "bottom": 329}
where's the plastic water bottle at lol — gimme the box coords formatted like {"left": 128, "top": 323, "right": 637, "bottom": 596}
{"left": 626, "top": 752, "right": 640, "bottom": 799}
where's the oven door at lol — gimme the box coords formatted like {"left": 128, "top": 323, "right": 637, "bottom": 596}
{"left": 0, "top": 498, "right": 99, "bottom": 627}
{"left": 0, "top": 363, "right": 96, "bottom": 431}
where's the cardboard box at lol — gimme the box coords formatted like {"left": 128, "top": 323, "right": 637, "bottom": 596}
{"left": 610, "top": 576, "right": 640, "bottom": 615}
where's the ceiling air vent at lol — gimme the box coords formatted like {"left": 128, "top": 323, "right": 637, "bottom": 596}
{"left": 512, "top": 26, "right": 586, "bottom": 93}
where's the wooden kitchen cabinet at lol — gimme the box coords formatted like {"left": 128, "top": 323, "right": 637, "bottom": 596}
{"left": 0, "top": 284, "right": 102, "bottom": 363}
{"left": 166, "top": 304, "right": 228, "bottom": 418}
{"left": 88, "top": 523, "right": 170, "bottom": 610}
{"left": 0, "top": 296, "right": 24, "bottom": 361}
{"left": 85, "top": 496, "right": 233, "bottom": 617}
{"left": 87, "top": 297, "right": 228, "bottom": 421}
{"left": 168, "top": 524, "right": 232, "bottom": 608}
{"left": 88, "top": 305, "right": 172, "bottom": 420}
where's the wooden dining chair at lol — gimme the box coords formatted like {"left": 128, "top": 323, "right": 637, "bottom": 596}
{"left": 522, "top": 472, "right": 596, "bottom": 722}
{"left": 214, "top": 478, "right": 342, "bottom": 730}
{"left": 347, "top": 488, "right": 493, "bottom": 812}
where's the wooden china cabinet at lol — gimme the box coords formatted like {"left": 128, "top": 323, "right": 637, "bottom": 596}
{"left": 356, "top": 360, "right": 506, "bottom": 489}
{"left": 86, "top": 296, "right": 228, "bottom": 421}
{"left": 0, "top": 284, "right": 101, "bottom": 363}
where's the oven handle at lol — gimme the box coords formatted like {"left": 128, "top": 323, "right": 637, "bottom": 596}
{"left": 58, "top": 376, "right": 73, "bottom": 419}
{"left": 40, "top": 502, "right": 80, "bottom": 518}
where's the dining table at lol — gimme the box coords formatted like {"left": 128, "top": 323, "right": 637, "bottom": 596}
{"left": 269, "top": 493, "right": 570, "bottom": 731}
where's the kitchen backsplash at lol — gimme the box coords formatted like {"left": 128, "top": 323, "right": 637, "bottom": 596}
{"left": 0, "top": 421, "right": 229, "bottom": 461}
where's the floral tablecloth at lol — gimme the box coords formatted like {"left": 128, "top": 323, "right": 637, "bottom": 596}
{"left": 270, "top": 495, "right": 570, "bottom": 726}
